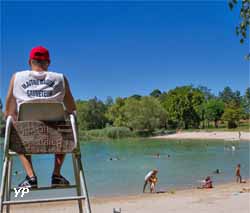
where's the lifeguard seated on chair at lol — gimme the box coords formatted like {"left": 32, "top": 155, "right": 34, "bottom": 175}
{"left": 5, "top": 46, "right": 76, "bottom": 188}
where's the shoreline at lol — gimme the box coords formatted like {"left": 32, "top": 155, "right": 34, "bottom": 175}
{"left": 91, "top": 177, "right": 250, "bottom": 200}
{"left": 92, "top": 179, "right": 250, "bottom": 202}
{"left": 152, "top": 131, "right": 250, "bottom": 141}
{"left": 13, "top": 181, "right": 250, "bottom": 213}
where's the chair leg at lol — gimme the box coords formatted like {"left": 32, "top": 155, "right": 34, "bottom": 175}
{"left": 72, "top": 154, "right": 83, "bottom": 213}
{"left": 76, "top": 155, "right": 91, "bottom": 213}
{"left": 5, "top": 157, "right": 12, "bottom": 213}
{"left": 0, "top": 158, "right": 9, "bottom": 213}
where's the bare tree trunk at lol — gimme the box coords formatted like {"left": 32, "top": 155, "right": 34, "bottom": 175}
{"left": 214, "top": 120, "right": 218, "bottom": 128}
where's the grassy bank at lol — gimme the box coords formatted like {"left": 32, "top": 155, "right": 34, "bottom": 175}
{"left": 184, "top": 121, "right": 249, "bottom": 132}
{"left": 79, "top": 121, "right": 249, "bottom": 141}
{"left": 79, "top": 126, "right": 135, "bottom": 140}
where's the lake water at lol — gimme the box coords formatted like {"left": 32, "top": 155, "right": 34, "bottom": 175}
{"left": 0, "top": 138, "right": 249, "bottom": 198}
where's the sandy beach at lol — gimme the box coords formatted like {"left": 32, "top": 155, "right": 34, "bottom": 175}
{"left": 10, "top": 181, "right": 250, "bottom": 213}
{"left": 153, "top": 131, "right": 250, "bottom": 141}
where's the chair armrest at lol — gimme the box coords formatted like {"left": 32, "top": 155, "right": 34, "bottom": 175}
{"left": 3, "top": 116, "right": 13, "bottom": 160}
{"left": 69, "top": 114, "right": 78, "bottom": 150}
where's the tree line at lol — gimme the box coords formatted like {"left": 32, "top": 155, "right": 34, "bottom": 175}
{"left": 75, "top": 86, "right": 250, "bottom": 133}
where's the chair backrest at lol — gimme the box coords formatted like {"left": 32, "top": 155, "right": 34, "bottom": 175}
{"left": 9, "top": 101, "right": 76, "bottom": 154}
{"left": 18, "top": 101, "right": 66, "bottom": 121}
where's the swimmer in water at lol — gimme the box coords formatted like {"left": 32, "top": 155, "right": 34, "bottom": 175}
{"left": 213, "top": 169, "right": 220, "bottom": 174}
{"left": 109, "top": 156, "right": 120, "bottom": 161}
{"left": 14, "top": 171, "right": 22, "bottom": 176}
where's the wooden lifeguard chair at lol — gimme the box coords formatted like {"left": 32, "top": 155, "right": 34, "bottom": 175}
{"left": 0, "top": 101, "right": 91, "bottom": 213}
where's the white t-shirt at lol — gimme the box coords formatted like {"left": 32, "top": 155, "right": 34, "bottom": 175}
{"left": 13, "top": 70, "right": 65, "bottom": 110}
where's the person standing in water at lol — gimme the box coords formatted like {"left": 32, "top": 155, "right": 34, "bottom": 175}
{"left": 5, "top": 46, "right": 76, "bottom": 188}
{"left": 236, "top": 164, "right": 242, "bottom": 183}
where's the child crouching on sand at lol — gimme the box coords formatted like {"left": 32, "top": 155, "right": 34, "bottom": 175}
{"left": 149, "top": 173, "right": 158, "bottom": 193}
{"left": 198, "top": 176, "right": 213, "bottom": 189}
{"left": 143, "top": 169, "right": 158, "bottom": 193}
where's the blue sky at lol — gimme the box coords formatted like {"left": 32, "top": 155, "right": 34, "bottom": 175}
{"left": 0, "top": 1, "right": 249, "bottom": 105}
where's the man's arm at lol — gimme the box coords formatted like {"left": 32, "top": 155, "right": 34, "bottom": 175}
{"left": 5, "top": 74, "right": 17, "bottom": 120}
{"left": 63, "top": 76, "right": 76, "bottom": 114}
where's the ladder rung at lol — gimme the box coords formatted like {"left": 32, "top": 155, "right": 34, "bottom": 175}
{"left": 3, "top": 195, "right": 86, "bottom": 205}
{"left": 11, "top": 185, "right": 77, "bottom": 192}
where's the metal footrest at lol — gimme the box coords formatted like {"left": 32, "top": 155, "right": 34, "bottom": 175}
{"left": 3, "top": 195, "right": 86, "bottom": 205}
{"left": 11, "top": 185, "right": 77, "bottom": 192}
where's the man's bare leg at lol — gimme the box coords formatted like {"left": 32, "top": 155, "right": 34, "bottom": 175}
{"left": 53, "top": 154, "right": 66, "bottom": 176}
{"left": 19, "top": 154, "right": 36, "bottom": 177}
{"left": 51, "top": 154, "right": 70, "bottom": 186}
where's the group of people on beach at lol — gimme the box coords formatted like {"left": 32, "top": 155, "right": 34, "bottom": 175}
{"left": 193, "top": 163, "right": 246, "bottom": 189}
{"left": 143, "top": 163, "right": 246, "bottom": 193}
{"left": 202, "top": 164, "right": 246, "bottom": 188}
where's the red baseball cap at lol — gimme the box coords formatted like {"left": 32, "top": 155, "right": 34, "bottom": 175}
{"left": 29, "top": 46, "right": 50, "bottom": 62}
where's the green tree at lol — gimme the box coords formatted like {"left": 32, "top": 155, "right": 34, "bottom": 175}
{"left": 105, "top": 96, "right": 114, "bottom": 108}
{"left": 229, "top": 0, "right": 250, "bottom": 43}
{"left": 204, "top": 99, "right": 224, "bottom": 128}
{"left": 140, "top": 96, "right": 167, "bottom": 130}
{"left": 76, "top": 97, "right": 107, "bottom": 130}
{"left": 222, "top": 106, "right": 243, "bottom": 128}
{"left": 245, "top": 86, "right": 250, "bottom": 100}
{"left": 130, "top": 94, "right": 142, "bottom": 100}
{"left": 219, "top": 87, "right": 241, "bottom": 106}
{"left": 219, "top": 87, "right": 235, "bottom": 104}
{"left": 196, "top": 86, "right": 214, "bottom": 128}
{"left": 150, "top": 89, "right": 162, "bottom": 98}
{"left": 162, "top": 86, "right": 205, "bottom": 129}
{"left": 76, "top": 100, "right": 88, "bottom": 130}
{"left": 197, "top": 86, "right": 214, "bottom": 100}
{"left": 242, "top": 87, "right": 250, "bottom": 118}
{"left": 105, "top": 97, "right": 126, "bottom": 127}
{"left": 123, "top": 96, "right": 167, "bottom": 131}
{"left": 229, "top": 0, "right": 250, "bottom": 59}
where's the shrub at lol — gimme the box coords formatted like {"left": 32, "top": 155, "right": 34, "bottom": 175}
{"left": 80, "top": 126, "right": 133, "bottom": 140}
{"left": 105, "top": 127, "right": 132, "bottom": 139}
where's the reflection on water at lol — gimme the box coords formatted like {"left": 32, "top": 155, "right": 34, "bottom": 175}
{"left": 0, "top": 138, "right": 249, "bottom": 197}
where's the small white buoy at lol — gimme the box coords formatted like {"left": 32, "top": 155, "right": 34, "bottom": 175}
{"left": 232, "top": 146, "right": 236, "bottom": 151}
